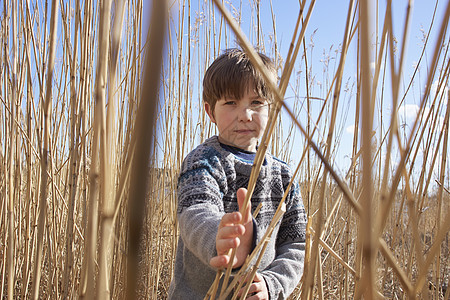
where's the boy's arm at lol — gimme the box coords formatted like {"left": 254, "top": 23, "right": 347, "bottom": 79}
{"left": 259, "top": 185, "right": 307, "bottom": 300}
{"left": 177, "top": 166, "right": 225, "bottom": 268}
{"left": 178, "top": 201, "right": 224, "bottom": 267}
{"left": 178, "top": 169, "right": 253, "bottom": 269}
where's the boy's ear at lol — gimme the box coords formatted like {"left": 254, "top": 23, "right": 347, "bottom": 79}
{"left": 205, "top": 102, "right": 216, "bottom": 123}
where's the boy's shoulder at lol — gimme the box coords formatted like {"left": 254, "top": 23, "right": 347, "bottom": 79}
{"left": 270, "top": 154, "right": 289, "bottom": 167}
{"left": 184, "top": 136, "right": 221, "bottom": 160}
{"left": 268, "top": 154, "right": 293, "bottom": 174}
{"left": 180, "top": 136, "right": 228, "bottom": 172}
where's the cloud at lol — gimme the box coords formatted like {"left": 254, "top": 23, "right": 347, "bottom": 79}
{"left": 346, "top": 124, "right": 355, "bottom": 135}
{"left": 398, "top": 103, "right": 446, "bottom": 132}
{"left": 398, "top": 80, "right": 447, "bottom": 125}
{"left": 430, "top": 80, "right": 449, "bottom": 100}
{"left": 398, "top": 104, "right": 420, "bottom": 121}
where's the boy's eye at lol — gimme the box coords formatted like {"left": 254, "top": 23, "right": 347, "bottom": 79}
{"left": 250, "top": 100, "right": 266, "bottom": 109}
{"left": 224, "top": 100, "right": 236, "bottom": 105}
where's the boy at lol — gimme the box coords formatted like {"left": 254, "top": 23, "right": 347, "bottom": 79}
{"left": 168, "top": 48, "right": 307, "bottom": 299}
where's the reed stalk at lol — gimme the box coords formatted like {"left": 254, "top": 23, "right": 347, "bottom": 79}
{"left": 97, "top": 0, "right": 126, "bottom": 297}
{"left": 355, "top": 0, "right": 377, "bottom": 298}
{"left": 435, "top": 92, "right": 449, "bottom": 300}
{"left": 31, "top": 1, "right": 59, "bottom": 299}
{"left": 237, "top": 204, "right": 286, "bottom": 300}
{"left": 125, "top": 0, "right": 167, "bottom": 298}
{"left": 88, "top": 0, "right": 113, "bottom": 298}
{"left": 21, "top": 3, "right": 34, "bottom": 298}
{"left": 303, "top": 2, "right": 355, "bottom": 297}
{"left": 78, "top": 2, "right": 95, "bottom": 296}
{"left": 0, "top": 0, "right": 5, "bottom": 290}
{"left": 6, "top": 1, "right": 17, "bottom": 299}
{"left": 61, "top": 0, "right": 81, "bottom": 296}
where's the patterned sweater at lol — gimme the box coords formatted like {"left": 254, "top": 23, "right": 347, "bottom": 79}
{"left": 168, "top": 136, "right": 307, "bottom": 300}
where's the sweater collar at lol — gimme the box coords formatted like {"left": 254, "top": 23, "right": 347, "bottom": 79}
{"left": 208, "top": 136, "right": 270, "bottom": 178}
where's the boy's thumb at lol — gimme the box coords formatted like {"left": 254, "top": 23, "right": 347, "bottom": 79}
{"left": 237, "top": 188, "right": 251, "bottom": 223}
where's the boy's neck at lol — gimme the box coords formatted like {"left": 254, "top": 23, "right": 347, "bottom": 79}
{"left": 218, "top": 139, "right": 267, "bottom": 166}
{"left": 219, "top": 141, "right": 256, "bottom": 154}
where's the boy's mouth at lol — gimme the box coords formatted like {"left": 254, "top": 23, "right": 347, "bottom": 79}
{"left": 235, "top": 129, "right": 254, "bottom": 134}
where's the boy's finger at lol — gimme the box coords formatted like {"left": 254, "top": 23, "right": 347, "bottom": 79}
{"left": 237, "top": 273, "right": 264, "bottom": 294}
{"left": 209, "top": 255, "right": 229, "bottom": 268}
{"left": 237, "top": 187, "right": 252, "bottom": 223}
{"left": 216, "top": 224, "right": 245, "bottom": 240}
{"left": 253, "top": 272, "right": 264, "bottom": 282}
{"left": 218, "top": 212, "right": 242, "bottom": 228}
{"left": 216, "top": 237, "right": 240, "bottom": 254}
{"left": 237, "top": 285, "right": 265, "bottom": 299}
{"left": 237, "top": 282, "right": 258, "bottom": 297}
{"left": 210, "top": 254, "right": 238, "bottom": 269}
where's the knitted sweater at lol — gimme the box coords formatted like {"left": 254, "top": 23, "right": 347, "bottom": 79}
{"left": 168, "top": 136, "right": 307, "bottom": 300}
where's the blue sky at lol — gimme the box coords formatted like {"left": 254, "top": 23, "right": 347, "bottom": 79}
{"left": 165, "top": 0, "right": 450, "bottom": 189}
{"left": 277, "top": 1, "right": 445, "bottom": 160}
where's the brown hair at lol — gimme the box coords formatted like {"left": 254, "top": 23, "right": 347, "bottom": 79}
{"left": 202, "top": 48, "right": 277, "bottom": 112}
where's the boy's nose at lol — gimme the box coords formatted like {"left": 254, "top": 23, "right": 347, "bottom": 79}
{"left": 238, "top": 107, "right": 252, "bottom": 122}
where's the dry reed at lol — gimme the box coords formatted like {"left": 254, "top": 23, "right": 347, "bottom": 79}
{"left": 0, "top": 0, "right": 449, "bottom": 299}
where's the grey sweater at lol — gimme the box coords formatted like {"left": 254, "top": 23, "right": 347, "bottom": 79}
{"left": 168, "top": 136, "right": 307, "bottom": 299}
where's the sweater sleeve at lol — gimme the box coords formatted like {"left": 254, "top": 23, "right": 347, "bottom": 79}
{"left": 260, "top": 182, "right": 307, "bottom": 300}
{"left": 177, "top": 157, "right": 227, "bottom": 268}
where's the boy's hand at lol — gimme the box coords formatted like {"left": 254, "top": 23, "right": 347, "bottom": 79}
{"left": 210, "top": 188, "right": 253, "bottom": 269}
{"left": 237, "top": 273, "right": 269, "bottom": 300}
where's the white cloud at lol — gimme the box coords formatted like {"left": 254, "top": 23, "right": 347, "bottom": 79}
{"left": 346, "top": 124, "right": 355, "bottom": 135}
{"left": 398, "top": 102, "right": 446, "bottom": 132}
{"left": 430, "top": 80, "right": 449, "bottom": 100}
{"left": 398, "top": 81, "right": 448, "bottom": 125}
{"left": 398, "top": 104, "right": 420, "bottom": 121}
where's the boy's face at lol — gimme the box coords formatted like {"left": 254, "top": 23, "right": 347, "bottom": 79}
{"left": 205, "top": 88, "right": 269, "bottom": 152}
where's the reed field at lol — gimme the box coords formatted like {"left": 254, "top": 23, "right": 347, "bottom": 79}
{"left": 1, "top": 0, "right": 449, "bottom": 299}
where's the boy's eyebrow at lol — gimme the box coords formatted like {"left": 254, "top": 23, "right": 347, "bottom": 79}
{"left": 218, "top": 91, "right": 264, "bottom": 101}
{"left": 250, "top": 95, "right": 267, "bottom": 102}
{"left": 218, "top": 97, "right": 238, "bottom": 101}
